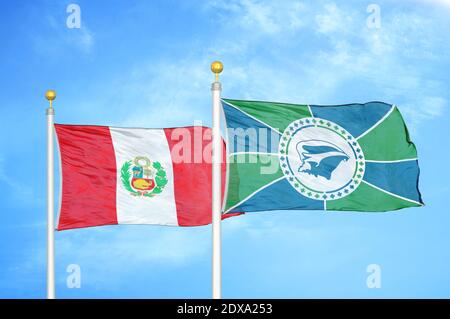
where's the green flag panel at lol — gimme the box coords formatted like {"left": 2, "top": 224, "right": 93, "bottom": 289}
{"left": 358, "top": 107, "right": 418, "bottom": 161}
{"left": 225, "top": 153, "right": 283, "bottom": 211}
{"left": 326, "top": 181, "right": 420, "bottom": 211}
{"left": 223, "top": 99, "right": 311, "bottom": 133}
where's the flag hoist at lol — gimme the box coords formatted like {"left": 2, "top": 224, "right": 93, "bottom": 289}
{"left": 211, "top": 61, "right": 223, "bottom": 299}
{"left": 45, "top": 89, "right": 56, "bottom": 299}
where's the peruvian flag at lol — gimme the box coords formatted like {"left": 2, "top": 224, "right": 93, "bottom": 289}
{"left": 54, "top": 124, "right": 238, "bottom": 230}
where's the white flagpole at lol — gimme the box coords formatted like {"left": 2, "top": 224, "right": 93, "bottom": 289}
{"left": 45, "top": 90, "right": 56, "bottom": 299}
{"left": 211, "top": 61, "right": 223, "bottom": 299}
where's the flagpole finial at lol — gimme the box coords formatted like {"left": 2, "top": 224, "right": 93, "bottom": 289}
{"left": 45, "top": 90, "right": 56, "bottom": 108}
{"left": 211, "top": 61, "right": 223, "bottom": 82}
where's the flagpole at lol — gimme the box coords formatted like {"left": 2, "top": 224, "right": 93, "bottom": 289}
{"left": 45, "top": 90, "right": 56, "bottom": 299}
{"left": 211, "top": 61, "right": 223, "bottom": 299}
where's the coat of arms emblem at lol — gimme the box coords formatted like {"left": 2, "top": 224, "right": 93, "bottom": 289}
{"left": 120, "top": 156, "right": 168, "bottom": 197}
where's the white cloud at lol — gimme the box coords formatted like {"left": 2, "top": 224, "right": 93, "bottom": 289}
{"left": 32, "top": 14, "right": 94, "bottom": 56}
{"left": 56, "top": 226, "right": 210, "bottom": 268}
{"left": 206, "top": 0, "right": 306, "bottom": 36}
{"left": 0, "top": 156, "right": 38, "bottom": 206}
{"left": 315, "top": 3, "right": 352, "bottom": 34}
{"left": 200, "top": 2, "right": 443, "bottom": 108}
{"left": 93, "top": 1, "right": 446, "bottom": 130}
{"left": 417, "top": 0, "right": 450, "bottom": 8}
{"left": 423, "top": 97, "right": 447, "bottom": 117}
{"left": 401, "top": 96, "right": 447, "bottom": 128}
{"left": 52, "top": 218, "right": 250, "bottom": 289}
{"left": 119, "top": 59, "right": 212, "bottom": 127}
{"left": 75, "top": 27, "right": 94, "bottom": 53}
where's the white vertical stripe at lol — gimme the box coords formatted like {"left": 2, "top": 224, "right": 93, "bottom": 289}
{"left": 110, "top": 127, "right": 178, "bottom": 226}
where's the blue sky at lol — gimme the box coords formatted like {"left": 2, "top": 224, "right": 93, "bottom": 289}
{"left": 1, "top": 0, "right": 450, "bottom": 298}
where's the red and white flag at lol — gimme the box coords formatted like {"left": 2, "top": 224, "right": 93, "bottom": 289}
{"left": 55, "top": 124, "right": 238, "bottom": 230}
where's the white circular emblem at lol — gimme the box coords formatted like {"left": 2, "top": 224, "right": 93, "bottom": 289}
{"left": 279, "top": 117, "right": 365, "bottom": 200}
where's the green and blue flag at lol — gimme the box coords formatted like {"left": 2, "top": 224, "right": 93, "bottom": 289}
{"left": 222, "top": 99, "right": 424, "bottom": 213}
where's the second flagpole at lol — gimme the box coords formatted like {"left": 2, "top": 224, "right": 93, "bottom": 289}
{"left": 45, "top": 89, "right": 56, "bottom": 299}
{"left": 211, "top": 61, "right": 223, "bottom": 299}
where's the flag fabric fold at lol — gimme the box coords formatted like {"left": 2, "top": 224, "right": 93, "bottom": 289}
{"left": 221, "top": 99, "right": 423, "bottom": 213}
{"left": 55, "top": 124, "right": 239, "bottom": 230}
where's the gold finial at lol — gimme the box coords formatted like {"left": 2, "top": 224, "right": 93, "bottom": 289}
{"left": 211, "top": 61, "right": 223, "bottom": 82}
{"left": 45, "top": 90, "right": 56, "bottom": 108}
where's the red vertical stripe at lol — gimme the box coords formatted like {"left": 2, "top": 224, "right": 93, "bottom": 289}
{"left": 164, "top": 126, "right": 240, "bottom": 226}
{"left": 55, "top": 124, "right": 118, "bottom": 230}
